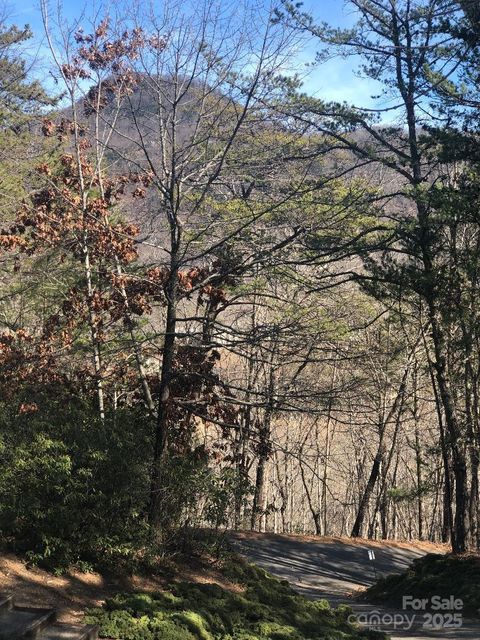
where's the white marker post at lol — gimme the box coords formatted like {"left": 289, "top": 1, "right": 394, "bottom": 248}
{"left": 367, "top": 549, "right": 377, "bottom": 580}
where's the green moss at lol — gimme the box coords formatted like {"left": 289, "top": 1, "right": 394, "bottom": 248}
{"left": 83, "top": 609, "right": 195, "bottom": 640}
{"left": 86, "top": 556, "right": 386, "bottom": 640}
{"left": 255, "top": 621, "right": 299, "bottom": 639}
{"left": 365, "top": 553, "right": 480, "bottom": 617}
{"left": 171, "top": 611, "right": 213, "bottom": 640}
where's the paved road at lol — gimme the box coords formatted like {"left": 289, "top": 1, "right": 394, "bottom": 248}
{"left": 231, "top": 533, "right": 480, "bottom": 639}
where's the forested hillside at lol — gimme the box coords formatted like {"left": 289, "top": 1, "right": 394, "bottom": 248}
{"left": 0, "top": 0, "right": 480, "bottom": 570}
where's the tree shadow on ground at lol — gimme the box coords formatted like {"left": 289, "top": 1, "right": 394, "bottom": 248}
{"left": 231, "top": 533, "right": 427, "bottom": 598}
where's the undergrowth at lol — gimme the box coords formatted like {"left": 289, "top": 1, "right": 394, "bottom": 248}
{"left": 365, "top": 553, "right": 480, "bottom": 617}
{"left": 85, "top": 557, "right": 386, "bottom": 640}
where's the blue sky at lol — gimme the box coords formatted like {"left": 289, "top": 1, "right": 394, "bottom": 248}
{"left": 8, "top": 0, "right": 381, "bottom": 108}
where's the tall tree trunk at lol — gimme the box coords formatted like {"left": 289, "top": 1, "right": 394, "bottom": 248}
{"left": 274, "top": 449, "right": 288, "bottom": 533}
{"left": 412, "top": 362, "right": 423, "bottom": 540}
{"left": 299, "top": 451, "right": 322, "bottom": 535}
{"left": 422, "top": 327, "right": 454, "bottom": 544}
{"left": 251, "top": 408, "right": 273, "bottom": 530}
{"left": 352, "top": 447, "right": 383, "bottom": 538}
{"left": 69, "top": 90, "right": 106, "bottom": 422}
{"left": 352, "top": 361, "right": 410, "bottom": 538}
{"left": 427, "top": 308, "right": 469, "bottom": 552}
{"left": 148, "top": 256, "right": 178, "bottom": 530}
{"left": 82, "top": 236, "right": 105, "bottom": 421}
{"left": 322, "top": 358, "right": 337, "bottom": 536}
{"left": 393, "top": 5, "right": 469, "bottom": 551}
